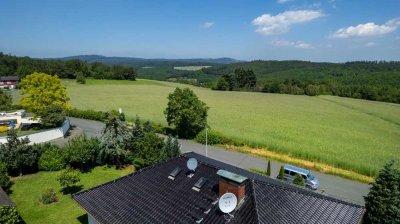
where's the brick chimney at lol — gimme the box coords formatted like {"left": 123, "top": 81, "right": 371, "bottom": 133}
{"left": 217, "top": 170, "right": 247, "bottom": 203}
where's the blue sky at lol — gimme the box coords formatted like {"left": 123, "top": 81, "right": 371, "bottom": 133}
{"left": 1, "top": 0, "right": 399, "bottom": 62}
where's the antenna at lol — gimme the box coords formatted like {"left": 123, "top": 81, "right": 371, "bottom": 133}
{"left": 187, "top": 158, "right": 198, "bottom": 172}
{"left": 218, "top": 192, "right": 237, "bottom": 214}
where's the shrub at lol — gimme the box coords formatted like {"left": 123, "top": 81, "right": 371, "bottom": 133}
{"left": 0, "top": 207, "right": 22, "bottom": 224}
{"left": 0, "top": 126, "right": 8, "bottom": 133}
{"left": 194, "top": 129, "right": 227, "bottom": 145}
{"left": 40, "top": 187, "right": 58, "bottom": 204}
{"left": 293, "top": 174, "right": 305, "bottom": 187}
{"left": 75, "top": 72, "right": 86, "bottom": 84}
{"left": 41, "top": 104, "right": 66, "bottom": 128}
{"left": 64, "top": 135, "right": 100, "bottom": 169}
{"left": 67, "top": 108, "right": 107, "bottom": 121}
{"left": 278, "top": 166, "right": 284, "bottom": 180}
{"left": 39, "top": 144, "right": 65, "bottom": 171}
{"left": 0, "top": 162, "right": 12, "bottom": 192}
{"left": 57, "top": 167, "right": 80, "bottom": 190}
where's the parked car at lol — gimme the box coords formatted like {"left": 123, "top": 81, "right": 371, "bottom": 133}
{"left": 280, "top": 164, "right": 319, "bottom": 190}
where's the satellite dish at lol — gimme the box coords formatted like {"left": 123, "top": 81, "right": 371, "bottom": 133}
{"left": 187, "top": 158, "right": 198, "bottom": 171}
{"left": 218, "top": 193, "right": 237, "bottom": 213}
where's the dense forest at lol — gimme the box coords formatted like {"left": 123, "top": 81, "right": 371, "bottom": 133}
{"left": 0, "top": 53, "right": 136, "bottom": 80}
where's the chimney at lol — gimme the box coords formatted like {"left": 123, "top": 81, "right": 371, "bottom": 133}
{"left": 217, "top": 170, "right": 247, "bottom": 203}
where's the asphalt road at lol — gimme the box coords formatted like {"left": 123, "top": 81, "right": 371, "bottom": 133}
{"left": 69, "top": 117, "right": 369, "bottom": 205}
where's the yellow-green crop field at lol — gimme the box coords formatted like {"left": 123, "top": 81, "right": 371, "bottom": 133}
{"left": 64, "top": 79, "right": 400, "bottom": 177}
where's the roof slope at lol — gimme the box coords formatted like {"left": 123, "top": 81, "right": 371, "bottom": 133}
{"left": 0, "top": 187, "right": 15, "bottom": 207}
{"left": 73, "top": 152, "right": 365, "bottom": 224}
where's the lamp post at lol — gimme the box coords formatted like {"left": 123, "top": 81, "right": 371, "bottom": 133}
{"left": 205, "top": 128, "right": 208, "bottom": 157}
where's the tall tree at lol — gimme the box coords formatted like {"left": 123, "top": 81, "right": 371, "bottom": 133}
{"left": 0, "top": 129, "right": 39, "bottom": 176}
{"left": 364, "top": 160, "right": 400, "bottom": 224}
{"left": 40, "top": 104, "right": 66, "bottom": 128}
{"left": 98, "top": 114, "right": 132, "bottom": 168}
{"left": 19, "top": 72, "right": 70, "bottom": 116}
{"left": 164, "top": 87, "right": 209, "bottom": 138}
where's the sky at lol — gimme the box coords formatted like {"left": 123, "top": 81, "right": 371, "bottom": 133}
{"left": 0, "top": 0, "right": 399, "bottom": 62}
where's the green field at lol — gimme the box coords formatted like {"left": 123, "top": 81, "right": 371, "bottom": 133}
{"left": 10, "top": 166, "right": 132, "bottom": 224}
{"left": 173, "top": 65, "right": 211, "bottom": 71}
{"left": 61, "top": 79, "right": 400, "bottom": 176}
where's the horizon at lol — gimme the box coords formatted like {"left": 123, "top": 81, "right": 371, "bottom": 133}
{"left": 1, "top": 0, "right": 400, "bottom": 62}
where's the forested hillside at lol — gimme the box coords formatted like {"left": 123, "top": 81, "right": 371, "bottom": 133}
{"left": 0, "top": 53, "right": 136, "bottom": 80}
{"left": 205, "top": 60, "right": 400, "bottom": 103}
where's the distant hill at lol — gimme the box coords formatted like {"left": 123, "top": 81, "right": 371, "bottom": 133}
{"left": 47, "top": 55, "right": 242, "bottom": 67}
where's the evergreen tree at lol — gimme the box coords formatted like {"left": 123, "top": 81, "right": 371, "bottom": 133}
{"left": 98, "top": 114, "right": 132, "bottom": 168}
{"left": 278, "top": 166, "right": 285, "bottom": 180}
{"left": 0, "top": 162, "right": 12, "bottom": 192}
{"left": 266, "top": 160, "right": 271, "bottom": 176}
{"left": 364, "top": 160, "right": 400, "bottom": 224}
{"left": 0, "top": 129, "right": 39, "bottom": 176}
{"left": 163, "top": 136, "right": 181, "bottom": 159}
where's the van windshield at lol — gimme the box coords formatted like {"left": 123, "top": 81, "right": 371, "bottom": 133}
{"left": 307, "top": 174, "right": 315, "bottom": 180}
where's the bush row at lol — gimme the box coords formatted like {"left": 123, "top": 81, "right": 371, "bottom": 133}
{"left": 67, "top": 108, "right": 107, "bottom": 121}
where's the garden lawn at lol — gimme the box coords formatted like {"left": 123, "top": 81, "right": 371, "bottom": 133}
{"left": 9, "top": 166, "right": 133, "bottom": 224}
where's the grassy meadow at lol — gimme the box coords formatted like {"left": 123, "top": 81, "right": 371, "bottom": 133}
{"left": 173, "top": 65, "right": 211, "bottom": 71}
{"left": 10, "top": 166, "right": 133, "bottom": 224}
{"left": 60, "top": 79, "right": 400, "bottom": 177}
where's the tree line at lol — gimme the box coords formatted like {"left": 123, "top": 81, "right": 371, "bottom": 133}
{"left": 0, "top": 52, "right": 136, "bottom": 80}
{"left": 207, "top": 60, "right": 400, "bottom": 103}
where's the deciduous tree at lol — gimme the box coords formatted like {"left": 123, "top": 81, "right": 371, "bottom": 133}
{"left": 164, "top": 87, "right": 209, "bottom": 138}
{"left": 19, "top": 72, "right": 70, "bottom": 116}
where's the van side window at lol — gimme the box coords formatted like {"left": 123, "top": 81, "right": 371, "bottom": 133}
{"left": 289, "top": 171, "right": 296, "bottom": 176}
{"left": 302, "top": 175, "right": 307, "bottom": 179}
{"left": 284, "top": 170, "right": 290, "bottom": 175}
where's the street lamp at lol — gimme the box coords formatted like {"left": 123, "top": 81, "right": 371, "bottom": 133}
{"left": 205, "top": 128, "right": 208, "bottom": 157}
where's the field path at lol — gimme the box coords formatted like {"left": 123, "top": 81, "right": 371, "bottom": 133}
{"left": 67, "top": 117, "right": 369, "bottom": 205}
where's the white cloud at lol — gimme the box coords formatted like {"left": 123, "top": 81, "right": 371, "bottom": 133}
{"left": 277, "top": 0, "right": 292, "bottom": 4}
{"left": 252, "top": 10, "right": 324, "bottom": 35}
{"left": 365, "top": 42, "right": 377, "bottom": 47}
{"left": 270, "top": 39, "right": 313, "bottom": 49}
{"left": 200, "top": 22, "right": 214, "bottom": 29}
{"left": 330, "top": 18, "right": 400, "bottom": 38}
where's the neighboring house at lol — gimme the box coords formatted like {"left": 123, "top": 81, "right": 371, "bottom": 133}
{"left": 0, "top": 110, "right": 40, "bottom": 129}
{"left": 73, "top": 152, "right": 365, "bottom": 224}
{"left": 0, "top": 76, "right": 19, "bottom": 89}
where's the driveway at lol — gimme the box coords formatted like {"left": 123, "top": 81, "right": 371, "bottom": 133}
{"left": 68, "top": 117, "right": 369, "bottom": 205}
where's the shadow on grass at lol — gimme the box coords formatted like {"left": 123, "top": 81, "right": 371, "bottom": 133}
{"left": 61, "top": 185, "right": 84, "bottom": 195}
{"left": 77, "top": 214, "right": 88, "bottom": 224}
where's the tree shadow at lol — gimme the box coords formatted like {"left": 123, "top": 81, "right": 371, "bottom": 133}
{"left": 77, "top": 213, "right": 88, "bottom": 224}
{"left": 61, "top": 184, "right": 83, "bottom": 195}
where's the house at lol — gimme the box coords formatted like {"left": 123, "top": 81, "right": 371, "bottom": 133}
{"left": 73, "top": 152, "right": 365, "bottom": 224}
{"left": 0, "top": 110, "right": 40, "bottom": 129}
{"left": 0, "top": 76, "right": 19, "bottom": 89}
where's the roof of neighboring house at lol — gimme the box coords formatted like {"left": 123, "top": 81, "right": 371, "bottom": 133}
{"left": 0, "top": 187, "right": 15, "bottom": 207}
{"left": 0, "top": 76, "right": 19, "bottom": 81}
{"left": 73, "top": 152, "right": 365, "bottom": 224}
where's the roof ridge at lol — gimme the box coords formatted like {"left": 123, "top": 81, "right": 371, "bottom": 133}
{"left": 250, "top": 180, "right": 261, "bottom": 224}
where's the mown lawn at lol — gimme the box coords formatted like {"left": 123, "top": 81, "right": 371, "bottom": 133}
{"left": 9, "top": 166, "right": 133, "bottom": 224}
{"left": 61, "top": 79, "right": 400, "bottom": 177}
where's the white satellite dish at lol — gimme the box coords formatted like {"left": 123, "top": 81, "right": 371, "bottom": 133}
{"left": 187, "top": 158, "right": 198, "bottom": 171}
{"left": 218, "top": 193, "right": 237, "bottom": 213}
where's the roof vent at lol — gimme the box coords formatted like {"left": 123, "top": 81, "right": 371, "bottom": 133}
{"left": 217, "top": 169, "right": 247, "bottom": 203}
{"left": 168, "top": 167, "right": 182, "bottom": 180}
{"left": 192, "top": 177, "right": 208, "bottom": 192}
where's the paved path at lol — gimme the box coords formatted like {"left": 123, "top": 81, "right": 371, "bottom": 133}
{"left": 68, "top": 117, "right": 369, "bottom": 205}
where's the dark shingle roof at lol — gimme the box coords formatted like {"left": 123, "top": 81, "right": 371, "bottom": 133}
{"left": 73, "top": 152, "right": 365, "bottom": 224}
{"left": 0, "top": 76, "right": 19, "bottom": 81}
{"left": 0, "top": 187, "right": 15, "bottom": 207}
